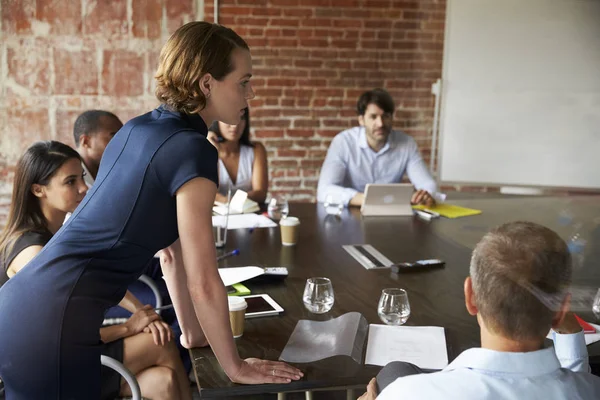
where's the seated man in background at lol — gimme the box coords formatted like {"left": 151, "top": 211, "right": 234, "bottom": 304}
{"left": 317, "top": 88, "right": 437, "bottom": 207}
{"left": 359, "top": 221, "right": 600, "bottom": 399}
{"left": 73, "top": 110, "right": 123, "bottom": 187}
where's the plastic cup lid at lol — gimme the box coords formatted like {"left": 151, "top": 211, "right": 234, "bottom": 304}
{"left": 228, "top": 296, "right": 248, "bottom": 311}
{"left": 280, "top": 217, "right": 300, "bottom": 226}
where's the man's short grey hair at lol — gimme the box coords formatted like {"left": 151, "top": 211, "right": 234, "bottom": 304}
{"left": 470, "top": 221, "right": 572, "bottom": 340}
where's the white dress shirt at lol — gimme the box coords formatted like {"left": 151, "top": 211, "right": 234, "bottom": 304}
{"left": 316, "top": 127, "right": 437, "bottom": 205}
{"left": 82, "top": 162, "right": 95, "bottom": 188}
{"left": 378, "top": 331, "right": 600, "bottom": 400}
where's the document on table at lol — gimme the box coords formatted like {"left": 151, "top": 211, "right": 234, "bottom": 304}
{"left": 365, "top": 324, "right": 448, "bottom": 369}
{"left": 212, "top": 214, "right": 277, "bottom": 230}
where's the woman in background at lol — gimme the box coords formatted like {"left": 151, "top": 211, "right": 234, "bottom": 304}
{"left": 0, "top": 141, "right": 191, "bottom": 400}
{"left": 208, "top": 107, "right": 268, "bottom": 204}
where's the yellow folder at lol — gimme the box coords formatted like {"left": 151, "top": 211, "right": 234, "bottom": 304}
{"left": 412, "top": 203, "right": 482, "bottom": 219}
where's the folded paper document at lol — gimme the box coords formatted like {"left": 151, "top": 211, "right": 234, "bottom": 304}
{"left": 213, "top": 189, "right": 260, "bottom": 215}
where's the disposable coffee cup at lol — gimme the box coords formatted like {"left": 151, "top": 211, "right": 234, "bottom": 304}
{"left": 228, "top": 296, "right": 247, "bottom": 338}
{"left": 280, "top": 217, "right": 300, "bottom": 246}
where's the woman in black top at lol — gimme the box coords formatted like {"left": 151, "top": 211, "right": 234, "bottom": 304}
{"left": 0, "top": 141, "right": 191, "bottom": 400}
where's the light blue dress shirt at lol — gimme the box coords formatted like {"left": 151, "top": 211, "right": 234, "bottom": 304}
{"left": 378, "top": 331, "right": 600, "bottom": 400}
{"left": 316, "top": 127, "right": 437, "bottom": 206}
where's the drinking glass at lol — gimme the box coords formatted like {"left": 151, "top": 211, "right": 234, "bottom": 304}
{"left": 303, "top": 277, "right": 335, "bottom": 314}
{"left": 213, "top": 188, "right": 230, "bottom": 248}
{"left": 593, "top": 288, "right": 600, "bottom": 318}
{"left": 268, "top": 196, "right": 289, "bottom": 221}
{"left": 324, "top": 193, "right": 343, "bottom": 216}
{"left": 213, "top": 216, "right": 228, "bottom": 248}
{"left": 378, "top": 288, "right": 411, "bottom": 325}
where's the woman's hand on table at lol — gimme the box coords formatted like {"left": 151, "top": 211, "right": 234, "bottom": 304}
{"left": 229, "top": 358, "right": 303, "bottom": 384}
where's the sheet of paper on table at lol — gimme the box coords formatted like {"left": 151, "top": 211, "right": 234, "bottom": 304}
{"left": 212, "top": 214, "right": 277, "bottom": 230}
{"left": 365, "top": 324, "right": 448, "bottom": 370}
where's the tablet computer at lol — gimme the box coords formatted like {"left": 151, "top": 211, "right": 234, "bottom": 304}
{"left": 361, "top": 183, "right": 414, "bottom": 216}
{"left": 242, "top": 294, "right": 284, "bottom": 319}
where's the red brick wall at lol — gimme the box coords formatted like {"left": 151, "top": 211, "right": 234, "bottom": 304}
{"left": 0, "top": 0, "right": 447, "bottom": 224}
{"left": 205, "top": 0, "right": 446, "bottom": 200}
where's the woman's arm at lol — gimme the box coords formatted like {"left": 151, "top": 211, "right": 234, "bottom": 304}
{"left": 247, "top": 142, "right": 268, "bottom": 204}
{"left": 6, "top": 245, "right": 44, "bottom": 278}
{"left": 159, "top": 239, "right": 209, "bottom": 348}
{"left": 117, "top": 290, "right": 145, "bottom": 313}
{"left": 100, "top": 305, "right": 171, "bottom": 344}
{"left": 174, "top": 177, "right": 301, "bottom": 384}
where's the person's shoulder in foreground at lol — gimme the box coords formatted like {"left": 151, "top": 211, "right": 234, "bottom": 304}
{"left": 365, "top": 221, "right": 600, "bottom": 400}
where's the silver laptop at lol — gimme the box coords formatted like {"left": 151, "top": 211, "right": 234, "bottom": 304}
{"left": 361, "top": 184, "right": 414, "bottom": 216}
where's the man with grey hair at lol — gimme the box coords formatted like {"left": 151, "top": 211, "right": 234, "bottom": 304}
{"left": 359, "top": 221, "right": 600, "bottom": 399}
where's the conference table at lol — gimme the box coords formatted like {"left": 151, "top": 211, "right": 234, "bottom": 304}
{"left": 191, "top": 194, "right": 600, "bottom": 398}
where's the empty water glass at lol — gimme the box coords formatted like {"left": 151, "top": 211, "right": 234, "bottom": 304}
{"left": 303, "top": 277, "right": 335, "bottom": 314}
{"left": 213, "top": 216, "right": 228, "bottom": 248}
{"left": 268, "top": 196, "right": 289, "bottom": 221}
{"left": 324, "top": 193, "right": 343, "bottom": 216}
{"left": 593, "top": 288, "right": 600, "bottom": 318}
{"left": 378, "top": 288, "right": 411, "bottom": 325}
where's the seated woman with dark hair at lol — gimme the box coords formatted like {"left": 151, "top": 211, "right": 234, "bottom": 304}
{"left": 0, "top": 141, "right": 191, "bottom": 400}
{"left": 207, "top": 107, "right": 269, "bottom": 203}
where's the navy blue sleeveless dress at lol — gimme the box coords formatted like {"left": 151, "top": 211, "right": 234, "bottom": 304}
{"left": 0, "top": 105, "right": 218, "bottom": 399}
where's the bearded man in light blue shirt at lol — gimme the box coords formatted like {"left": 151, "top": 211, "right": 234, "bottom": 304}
{"left": 359, "top": 221, "right": 600, "bottom": 400}
{"left": 317, "top": 88, "right": 437, "bottom": 207}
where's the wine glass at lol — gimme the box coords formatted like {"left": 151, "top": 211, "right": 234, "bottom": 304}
{"left": 324, "top": 193, "right": 343, "bottom": 216}
{"left": 268, "top": 196, "right": 289, "bottom": 221}
{"left": 303, "top": 277, "right": 334, "bottom": 314}
{"left": 378, "top": 288, "right": 411, "bottom": 325}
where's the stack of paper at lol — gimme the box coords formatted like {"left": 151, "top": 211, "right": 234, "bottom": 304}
{"left": 365, "top": 324, "right": 448, "bottom": 369}
{"left": 212, "top": 214, "right": 277, "bottom": 230}
{"left": 213, "top": 189, "right": 260, "bottom": 215}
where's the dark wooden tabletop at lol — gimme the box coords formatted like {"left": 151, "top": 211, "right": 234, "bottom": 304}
{"left": 191, "top": 194, "right": 600, "bottom": 398}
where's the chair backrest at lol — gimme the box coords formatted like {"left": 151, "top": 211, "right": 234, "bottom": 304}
{"left": 101, "top": 355, "right": 141, "bottom": 400}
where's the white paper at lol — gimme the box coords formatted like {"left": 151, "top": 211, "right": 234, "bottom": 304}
{"left": 218, "top": 266, "right": 265, "bottom": 286}
{"left": 546, "top": 322, "right": 600, "bottom": 346}
{"left": 212, "top": 214, "right": 276, "bottom": 230}
{"left": 365, "top": 324, "right": 448, "bottom": 369}
{"left": 229, "top": 190, "right": 249, "bottom": 214}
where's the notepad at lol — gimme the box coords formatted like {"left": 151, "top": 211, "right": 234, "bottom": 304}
{"left": 413, "top": 203, "right": 482, "bottom": 219}
{"left": 213, "top": 190, "right": 260, "bottom": 215}
{"left": 212, "top": 214, "right": 277, "bottom": 230}
{"left": 365, "top": 324, "right": 448, "bottom": 369}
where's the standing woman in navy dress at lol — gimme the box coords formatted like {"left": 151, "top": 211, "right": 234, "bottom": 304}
{"left": 0, "top": 22, "right": 301, "bottom": 400}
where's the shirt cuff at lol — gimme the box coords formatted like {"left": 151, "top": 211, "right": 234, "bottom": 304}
{"left": 553, "top": 330, "right": 589, "bottom": 372}
{"left": 317, "top": 186, "right": 358, "bottom": 206}
{"left": 336, "top": 188, "right": 358, "bottom": 206}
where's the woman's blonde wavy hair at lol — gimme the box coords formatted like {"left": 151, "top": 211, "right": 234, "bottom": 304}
{"left": 155, "top": 22, "right": 249, "bottom": 115}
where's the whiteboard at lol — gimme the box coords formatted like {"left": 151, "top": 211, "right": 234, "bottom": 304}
{"left": 439, "top": 0, "right": 600, "bottom": 189}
